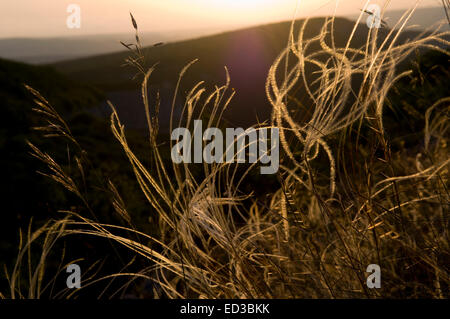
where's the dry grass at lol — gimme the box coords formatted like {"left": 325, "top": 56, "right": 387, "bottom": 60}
{"left": 3, "top": 8, "right": 449, "bottom": 299}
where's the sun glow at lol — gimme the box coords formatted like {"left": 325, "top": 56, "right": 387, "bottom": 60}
{"left": 212, "top": 0, "right": 276, "bottom": 8}
{"left": 195, "top": 0, "right": 298, "bottom": 26}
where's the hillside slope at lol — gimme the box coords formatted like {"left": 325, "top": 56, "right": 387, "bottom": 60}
{"left": 0, "top": 58, "right": 149, "bottom": 271}
{"left": 52, "top": 17, "right": 429, "bottom": 129}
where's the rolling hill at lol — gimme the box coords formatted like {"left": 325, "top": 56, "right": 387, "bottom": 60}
{"left": 0, "top": 27, "right": 232, "bottom": 65}
{"left": 0, "top": 57, "right": 153, "bottom": 274}
{"left": 50, "top": 17, "right": 432, "bottom": 130}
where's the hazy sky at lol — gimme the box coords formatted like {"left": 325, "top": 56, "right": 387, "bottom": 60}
{"left": 0, "top": 0, "right": 443, "bottom": 38}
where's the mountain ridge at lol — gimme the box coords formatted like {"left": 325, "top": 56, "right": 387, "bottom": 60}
{"left": 50, "top": 16, "right": 433, "bottom": 129}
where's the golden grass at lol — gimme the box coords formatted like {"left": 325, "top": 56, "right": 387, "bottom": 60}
{"left": 4, "top": 8, "right": 449, "bottom": 299}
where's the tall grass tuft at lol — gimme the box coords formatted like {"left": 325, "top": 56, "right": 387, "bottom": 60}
{"left": 5, "top": 8, "right": 449, "bottom": 298}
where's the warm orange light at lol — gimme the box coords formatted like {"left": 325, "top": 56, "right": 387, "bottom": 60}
{"left": 201, "top": 0, "right": 298, "bottom": 25}
{"left": 212, "top": 0, "right": 275, "bottom": 8}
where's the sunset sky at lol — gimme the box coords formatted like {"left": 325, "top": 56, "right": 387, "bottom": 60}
{"left": 0, "top": 0, "right": 443, "bottom": 38}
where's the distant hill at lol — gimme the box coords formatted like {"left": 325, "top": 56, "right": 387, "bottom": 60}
{"left": 50, "top": 17, "right": 430, "bottom": 130}
{"left": 0, "top": 33, "right": 157, "bottom": 64}
{"left": 0, "top": 27, "right": 231, "bottom": 65}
